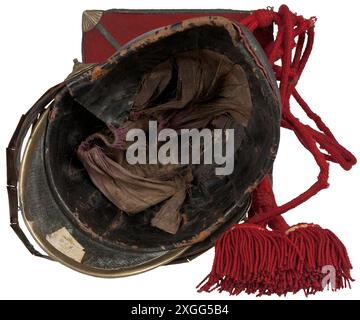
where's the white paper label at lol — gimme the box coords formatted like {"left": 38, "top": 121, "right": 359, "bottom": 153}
{"left": 46, "top": 227, "right": 85, "bottom": 263}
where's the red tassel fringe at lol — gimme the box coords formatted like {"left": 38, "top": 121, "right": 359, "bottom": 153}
{"left": 197, "top": 224, "right": 353, "bottom": 296}
{"left": 286, "top": 224, "right": 353, "bottom": 295}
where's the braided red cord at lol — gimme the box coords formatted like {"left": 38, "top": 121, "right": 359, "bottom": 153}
{"left": 240, "top": 5, "right": 356, "bottom": 224}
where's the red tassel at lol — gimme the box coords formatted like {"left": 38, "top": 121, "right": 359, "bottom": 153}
{"left": 197, "top": 223, "right": 353, "bottom": 296}
{"left": 286, "top": 224, "right": 353, "bottom": 295}
{"left": 197, "top": 224, "right": 299, "bottom": 296}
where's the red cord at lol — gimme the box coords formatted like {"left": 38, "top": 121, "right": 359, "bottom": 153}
{"left": 239, "top": 5, "right": 356, "bottom": 225}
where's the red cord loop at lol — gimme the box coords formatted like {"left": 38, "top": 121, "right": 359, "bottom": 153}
{"left": 239, "top": 5, "right": 357, "bottom": 224}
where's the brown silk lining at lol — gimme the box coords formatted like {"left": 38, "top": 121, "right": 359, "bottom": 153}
{"left": 77, "top": 49, "right": 252, "bottom": 234}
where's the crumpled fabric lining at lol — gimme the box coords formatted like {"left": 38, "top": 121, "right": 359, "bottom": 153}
{"left": 77, "top": 49, "right": 252, "bottom": 234}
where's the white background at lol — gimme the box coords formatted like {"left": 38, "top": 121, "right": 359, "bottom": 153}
{"left": 1, "top": 0, "right": 359, "bottom": 300}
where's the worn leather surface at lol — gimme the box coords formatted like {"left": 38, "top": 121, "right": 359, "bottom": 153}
{"left": 45, "top": 17, "right": 280, "bottom": 252}
{"left": 9, "top": 17, "right": 280, "bottom": 270}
